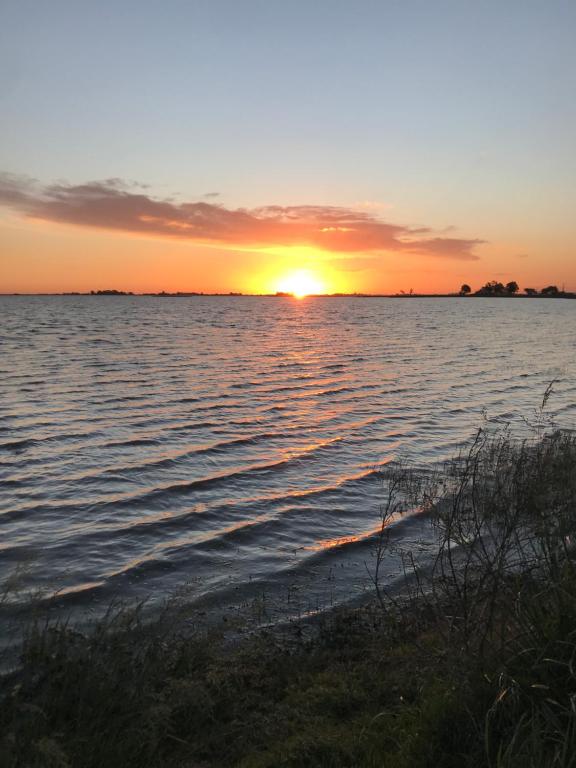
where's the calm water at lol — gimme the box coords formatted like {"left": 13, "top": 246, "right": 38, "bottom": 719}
{"left": 1, "top": 296, "right": 575, "bottom": 623}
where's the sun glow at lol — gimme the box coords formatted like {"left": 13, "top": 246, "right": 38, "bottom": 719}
{"left": 275, "top": 269, "right": 326, "bottom": 298}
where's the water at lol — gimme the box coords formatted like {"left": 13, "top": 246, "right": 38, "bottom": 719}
{"left": 1, "top": 296, "right": 575, "bottom": 624}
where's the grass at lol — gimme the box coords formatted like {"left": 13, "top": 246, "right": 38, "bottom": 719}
{"left": 1, "top": 425, "right": 576, "bottom": 767}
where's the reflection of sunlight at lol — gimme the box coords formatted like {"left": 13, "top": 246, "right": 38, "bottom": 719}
{"left": 276, "top": 269, "right": 326, "bottom": 298}
{"left": 305, "top": 500, "right": 416, "bottom": 553}
{"left": 304, "top": 527, "right": 380, "bottom": 552}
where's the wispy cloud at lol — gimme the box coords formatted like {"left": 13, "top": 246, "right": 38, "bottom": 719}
{"left": 0, "top": 174, "right": 485, "bottom": 260}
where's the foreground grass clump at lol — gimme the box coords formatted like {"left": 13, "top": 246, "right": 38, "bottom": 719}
{"left": 1, "top": 428, "right": 576, "bottom": 767}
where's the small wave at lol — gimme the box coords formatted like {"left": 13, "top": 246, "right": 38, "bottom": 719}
{"left": 64, "top": 432, "right": 295, "bottom": 483}
{"left": 124, "top": 444, "right": 343, "bottom": 505}
{"left": 102, "top": 437, "right": 162, "bottom": 449}
{"left": 0, "top": 438, "right": 37, "bottom": 453}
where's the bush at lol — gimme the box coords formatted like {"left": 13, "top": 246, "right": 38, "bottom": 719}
{"left": 374, "top": 426, "right": 576, "bottom": 766}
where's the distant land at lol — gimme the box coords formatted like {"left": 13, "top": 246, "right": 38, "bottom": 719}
{"left": 2, "top": 282, "right": 575, "bottom": 300}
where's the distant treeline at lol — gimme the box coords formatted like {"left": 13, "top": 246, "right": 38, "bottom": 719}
{"left": 89, "top": 289, "right": 134, "bottom": 295}
{"left": 85, "top": 290, "right": 244, "bottom": 297}
{"left": 459, "top": 280, "right": 574, "bottom": 297}
{"left": 11, "top": 285, "right": 574, "bottom": 299}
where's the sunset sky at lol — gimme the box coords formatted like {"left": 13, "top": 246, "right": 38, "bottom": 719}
{"left": 1, "top": 0, "right": 575, "bottom": 294}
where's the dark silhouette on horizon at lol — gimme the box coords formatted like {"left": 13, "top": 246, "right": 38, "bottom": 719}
{"left": 455, "top": 281, "right": 573, "bottom": 298}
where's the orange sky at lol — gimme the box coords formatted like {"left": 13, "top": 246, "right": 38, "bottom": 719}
{"left": 1, "top": 174, "right": 574, "bottom": 295}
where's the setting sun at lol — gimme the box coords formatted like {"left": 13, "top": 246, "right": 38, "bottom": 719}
{"left": 275, "top": 270, "right": 326, "bottom": 298}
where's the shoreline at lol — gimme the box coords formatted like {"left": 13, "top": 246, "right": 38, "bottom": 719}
{"left": 2, "top": 428, "right": 576, "bottom": 766}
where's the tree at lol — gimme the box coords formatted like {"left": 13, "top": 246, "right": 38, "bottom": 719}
{"left": 525, "top": 288, "right": 538, "bottom": 296}
{"left": 460, "top": 284, "right": 471, "bottom": 295}
{"left": 541, "top": 285, "right": 559, "bottom": 296}
{"left": 505, "top": 281, "right": 519, "bottom": 295}
{"left": 474, "top": 280, "right": 506, "bottom": 296}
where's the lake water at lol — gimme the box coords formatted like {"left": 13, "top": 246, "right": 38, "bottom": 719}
{"left": 1, "top": 296, "right": 575, "bottom": 626}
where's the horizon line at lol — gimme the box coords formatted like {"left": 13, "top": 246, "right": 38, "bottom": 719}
{"left": 2, "top": 291, "right": 575, "bottom": 299}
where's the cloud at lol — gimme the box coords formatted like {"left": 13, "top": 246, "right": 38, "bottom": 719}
{"left": 0, "top": 173, "right": 484, "bottom": 260}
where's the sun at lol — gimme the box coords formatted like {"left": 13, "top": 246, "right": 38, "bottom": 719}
{"left": 276, "top": 269, "right": 326, "bottom": 298}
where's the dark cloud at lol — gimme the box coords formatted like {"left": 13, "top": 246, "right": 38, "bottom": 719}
{"left": 0, "top": 173, "right": 484, "bottom": 260}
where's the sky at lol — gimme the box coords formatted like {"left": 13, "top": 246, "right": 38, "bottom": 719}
{"left": 1, "top": 0, "right": 575, "bottom": 294}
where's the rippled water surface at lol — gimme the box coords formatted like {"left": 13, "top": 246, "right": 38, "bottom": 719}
{"left": 1, "top": 296, "right": 575, "bottom": 621}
